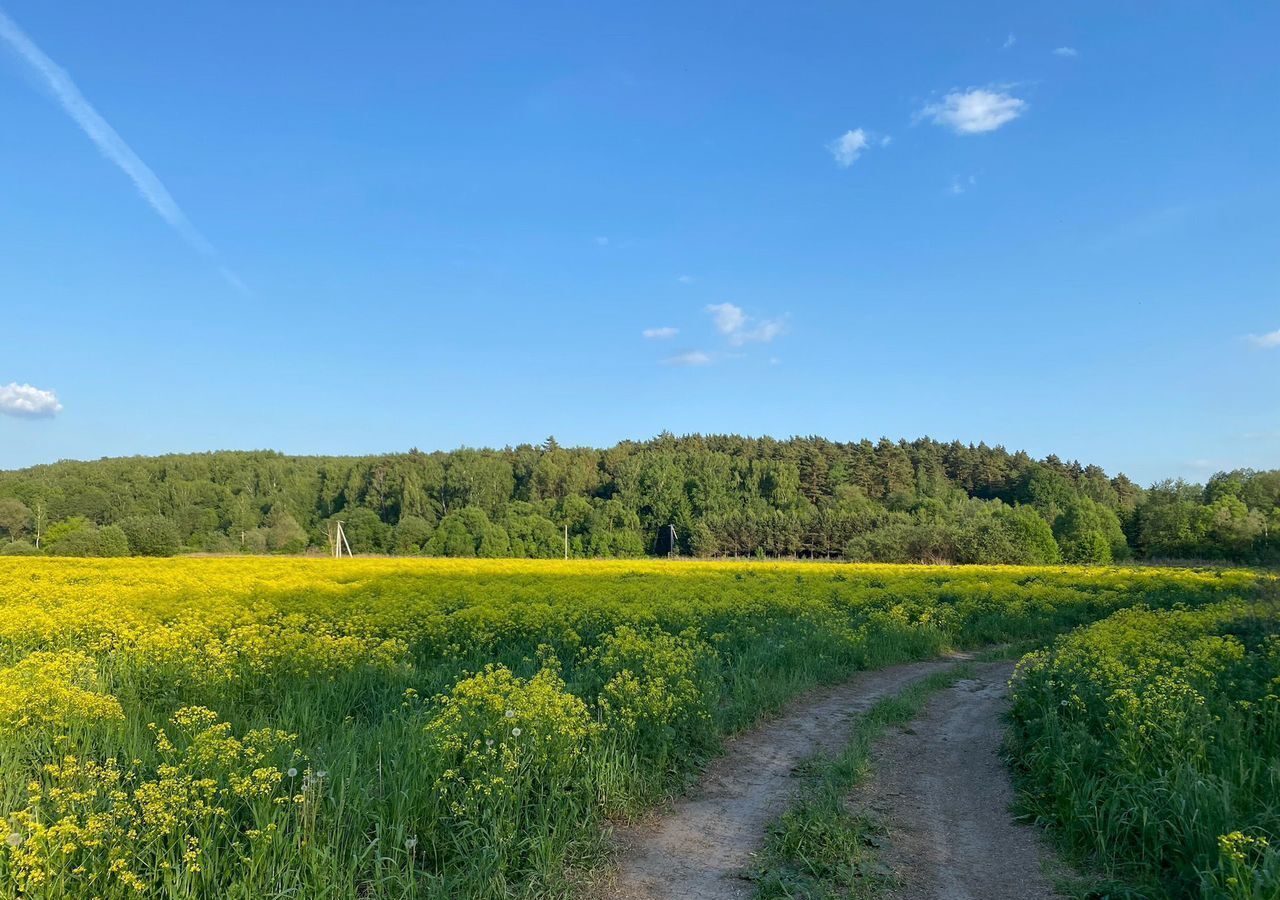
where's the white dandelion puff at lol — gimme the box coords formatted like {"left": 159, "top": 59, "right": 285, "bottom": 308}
{"left": 287, "top": 767, "right": 299, "bottom": 778}
{"left": 405, "top": 836, "right": 418, "bottom": 851}
{"left": 504, "top": 709, "right": 516, "bottom": 719}
{"left": 511, "top": 727, "right": 522, "bottom": 737}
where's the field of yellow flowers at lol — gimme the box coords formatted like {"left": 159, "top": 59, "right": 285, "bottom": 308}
{"left": 1010, "top": 590, "right": 1280, "bottom": 898}
{"left": 0, "top": 557, "right": 1263, "bottom": 899}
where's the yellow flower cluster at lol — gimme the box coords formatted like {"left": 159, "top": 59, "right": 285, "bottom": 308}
{"left": 1009, "top": 597, "right": 1280, "bottom": 897}
{"left": 5, "top": 707, "right": 302, "bottom": 897}
{"left": 425, "top": 663, "right": 597, "bottom": 863}
{"left": 0, "top": 650, "right": 124, "bottom": 737}
{"left": 0, "top": 556, "right": 1264, "bottom": 898}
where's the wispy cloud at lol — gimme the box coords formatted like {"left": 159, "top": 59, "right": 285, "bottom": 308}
{"left": 594, "top": 236, "right": 609, "bottom": 246}
{"left": 676, "top": 274, "right": 694, "bottom": 285}
{"left": 1052, "top": 46, "right": 1079, "bottom": 58}
{"left": 827, "top": 128, "right": 889, "bottom": 167}
{"left": 664, "top": 350, "right": 712, "bottom": 367}
{"left": 706, "top": 302, "right": 786, "bottom": 346}
{"left": 0, "top": 9, "right": 245, "bottom": 291}
{"left": 0, "top": 382, "right": 62, "bottom": 418}
{"left": 828, "top": 129, "right": 869, "bottom": 167}
{"left": 949, "top": 175, "right": 977, "bottom": 195}
{"left": 919, "top": 87, "right": 1026, "bottom": 135}
{"left": 1246, "top": 329, "right": 1280, "bottom": 349}
{"left": 643, "top": 326, "right": 678, "bottom": 339}
{"left": 1002, "top": 33, "right": 1017, "bottom": 49}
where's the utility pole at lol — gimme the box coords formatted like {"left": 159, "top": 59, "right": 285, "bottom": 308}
{"left": 333, "top": 520, "right": 353, "bottom": 558}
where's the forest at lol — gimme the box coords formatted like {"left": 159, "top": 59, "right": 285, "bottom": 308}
{"left": 0, "top": 434, "right": 1276, "bottom": 565}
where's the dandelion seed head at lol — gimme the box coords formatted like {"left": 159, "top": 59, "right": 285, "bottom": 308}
{"left": 504, "top": 709, "right": 516, "bottom": 719}
{"left": 510, "top": 727, "right": 522, "bottom": 737}
{"left": 287, "top": 767, "right": 298, "bottom": 778}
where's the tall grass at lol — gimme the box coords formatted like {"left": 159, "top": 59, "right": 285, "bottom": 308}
{"left": 0, "top": 558, "right": 1261, "bottom": 898}
{"left": 1008, "top": 588, "right": 1280, "bottom": 898}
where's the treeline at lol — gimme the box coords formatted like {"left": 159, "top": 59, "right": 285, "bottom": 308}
{"left": 0, "top": 434, "right": 1276, "bottom": 565}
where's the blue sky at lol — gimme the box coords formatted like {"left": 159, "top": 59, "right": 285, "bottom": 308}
{"left": 1, "top": 2, "right": 1276, "bottom": 484}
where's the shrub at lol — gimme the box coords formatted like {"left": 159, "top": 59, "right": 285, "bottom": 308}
{"left": 1008, "top": 600, "right": 1280, "bottom": 896}
{"left": 425, "top": 664, "right": 597, "bottom": 878}
{"left": 119, "top": 515, "right": 181, "bottom": 557}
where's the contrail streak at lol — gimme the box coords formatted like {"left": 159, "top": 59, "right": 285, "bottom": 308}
{"left": 0, "top": 8, "right": 246, "bottom": 290}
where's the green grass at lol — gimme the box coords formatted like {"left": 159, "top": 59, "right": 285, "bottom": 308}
{"left": 1007, "top": 592, "right": 1280, "bottom": 899}
{"left": 751, "top": 665, "right": 972, "bottom": 900}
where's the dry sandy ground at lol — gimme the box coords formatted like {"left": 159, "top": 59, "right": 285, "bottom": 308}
{"left": 603, "top": 657, "right": 1064, "bottom": 900}
{"left": 603, "top": 657, "right": 963, "bottom": 900}
{"left": 851, "top": 661, "right": 1062, "bottom": 900}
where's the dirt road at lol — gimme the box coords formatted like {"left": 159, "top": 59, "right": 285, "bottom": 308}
{"left": 851, "top": 661, "right": 1062, "bottom": 899}
{"left": 605, "top": 657, "right": 963, "bottom": 900}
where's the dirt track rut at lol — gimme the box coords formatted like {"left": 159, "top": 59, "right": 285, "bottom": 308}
{"left": 605, "top": 657, "right": 963, "bottom": 900}
{"left": 851, "top": 661, "right": 1062, "bottom": 899}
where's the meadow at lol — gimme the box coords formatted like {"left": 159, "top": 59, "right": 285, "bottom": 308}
{"left": 0, "top": 558, "right": 1264, "bottom": 899}
{"left": 1010, "top": 592, "right": 1280, "bottom": 898}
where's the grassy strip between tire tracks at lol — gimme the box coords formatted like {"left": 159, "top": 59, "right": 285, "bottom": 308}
{"left": 750, "top": 662, "right": 974, "bottom": 899}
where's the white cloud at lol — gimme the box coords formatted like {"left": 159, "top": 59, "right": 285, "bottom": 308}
{"left": 1052, "top": 46, "right": 1078, "bottom": 58}
{"left": 707, "top": 302, "right": 746, "bottom": 336}
{"left": 0, "top": 382, "right": 63, "bottom": 418}
{"left": 676, "top": 274, "right": 694, "bottom": 284}
{"left": 949, "top": 175, "right": 977, "bottom": 195}
{"left": 643, "top": 326, "right": 678, "bottom": 339}
{"left": 594, "top": 236, "right": 609, "bottom": 246}
{"left": 919, "top": 87, "right": 1027, "bottom": 135}
{"left": 705, "top": 302, "right": 786, "bottom": 346}
{"left": 1247, "top": 329, "right": 1280, "bottom": 349}
{"left": 1003, "top": 33, "right": 1017, "bottom": 49}
{"left": 664, "top": 350, "right": 712, "bottom": 367}
{"left": 0, "top": 9, "right": 246, "bottom": 291}
{"left": 828, "top": 128, "right": 869, "bottom": 167}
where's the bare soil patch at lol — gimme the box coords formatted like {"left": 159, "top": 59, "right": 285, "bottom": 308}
{"left": 851, "top": 661, "right": 1063, "bottom": 899}
{"left": 603, "top": 657, "right": 965, "bottom": 900}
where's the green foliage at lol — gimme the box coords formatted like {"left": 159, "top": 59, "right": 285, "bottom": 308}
{"left": 1054, "top": 498, "right": 1127, "bottom": 564}
{"left": 0, "top": 499, "right": 31, "bottom": 542}
{"left": 1, "top": 438, "right": 1277, "bottom": 563}
{"left": 331, "top": 507, "right": 391, "bottom": 554}
{"left": 426, "top": 508, "right": 509, "bottom": 558}
{"left": 119, "top": 515, "right": 181, "bottom": 557}
{"left": 92, "top": 525, "right": 130, "bottom": 558}
{"left": 41, "top": 517, "right": 93, "bottom": 551}
{"left": 0, "top": 542, "right": 39, "bottom": 557}
{"left": 40, "top": 518, "right": 127, "bottom": 558}
{"left": 391, "top": 514, "right": 434, "bottom": 554}
{"left": 424, "top": 664, "right": 598, "bottom": 879}
{"left": 588, "top": 626, "right": 719, "bottom": 775}
{"left": 1008, "top": 595, "right": 1280, "bottom": 897}
{"left": 265, "top": 506, "right": 308, "bottom": 553}
{"left": 0, "top": 558, "right": 1262, "bottom": 899}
